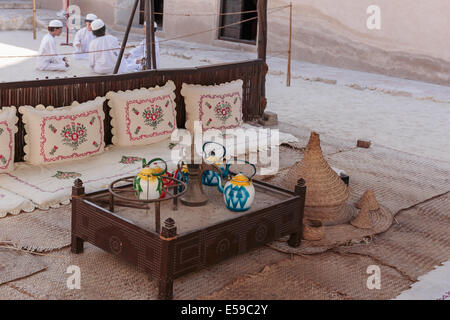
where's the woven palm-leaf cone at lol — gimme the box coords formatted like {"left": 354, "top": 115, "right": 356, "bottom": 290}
{"left": 351, "top": 191, "right": 393, "bottom": 233}
{"left": 351, "top": 204, "right": 373, "bottom": 229}
{"left": 356, "top": 190, "right": 379, "bottom": 210}
{"left": 303, "top": 219, "right": 325, "bottom": 241}
{"left": 284, "top": 131, "right": 350, "bottom": 224}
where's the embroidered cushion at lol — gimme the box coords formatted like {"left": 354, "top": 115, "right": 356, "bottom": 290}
{"left": 0, "top": 107, "right": 18, "bottom": 173}
{"left": 19, "top": 97, "right": 106, "bottom": 165}
{"left": 106, "top": 80, "right": 177, "bottom": 146}
{"left": 181, "top": 80, "right": 243, "bottom": 132}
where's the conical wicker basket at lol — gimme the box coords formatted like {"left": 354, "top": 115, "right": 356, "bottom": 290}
{"left": 356, "top": 190, "right": 379, "bottom": 210}
{"left": 284, "top": 132, "right": 350, "bottom": 223}
{"left": 302, "top": 219, "right": 325, "bottom": 241}
{"left": 351, "top": 204, "right": 373, "bottom": 229}
{"left": 351, "top": 190, "right": 393, "bottom": 232}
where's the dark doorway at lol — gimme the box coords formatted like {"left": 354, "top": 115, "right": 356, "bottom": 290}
{"left": 219, "top": 0, "right": 258, "bottom": 44}
{"left": 139, "top": 0, "right": 164, "bottom": 30}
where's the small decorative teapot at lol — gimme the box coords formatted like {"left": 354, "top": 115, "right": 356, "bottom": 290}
{"left": 202, "top": 141, "right": 230, "bottom": 187}
{"left": 173, "top": 161, "right": 189, "bottom": 192}
{"left": 133, "top": 158, "right": 167, "bottom": 200}
{"left": 217, "top": 161, "right": 256, "bottom": 212}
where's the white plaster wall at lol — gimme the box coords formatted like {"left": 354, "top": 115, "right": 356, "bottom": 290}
{"left": 36, "top": 0, "right": 450, "bottom": 84}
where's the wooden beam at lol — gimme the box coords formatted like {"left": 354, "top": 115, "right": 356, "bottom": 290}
{"left": 287, "top": 2, "right": 292, "bottom": 87}
{"left": 257, "top": 0, "right": 268, "bottom": 115}
{"left": 114, "top": 0, "right": 140, "bottom": 74}
{"left": 257, "top": 0, "right": 267, "bottom": 62}
{"left": 144, "top": 0, "right": 157, "bottom": 70}
{"left": 33, "top": 0, "right": 36, "bottom": 39}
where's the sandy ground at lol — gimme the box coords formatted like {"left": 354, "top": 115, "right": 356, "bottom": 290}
{"left": 1, "top": 29, "right": 449, "bottom": 164}
{"left": 395, "top": 260, "right": 450, "bottom": 300}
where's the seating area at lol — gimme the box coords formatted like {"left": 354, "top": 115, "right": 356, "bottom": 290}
{"left": 0, "top": 59, "right": 298, "bottom": 216}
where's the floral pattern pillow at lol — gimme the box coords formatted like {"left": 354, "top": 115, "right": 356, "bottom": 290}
{"left": 19, "top": 97, "right": 106, "bottom": 165}
{"left": 0, "top": 107, "right": 18, "bottom": 173}
{"left": 106, "top": 80, "right": 177, "bottom": 146}
{"left": 181, "top": 80, "right": 243, "bottom": 132}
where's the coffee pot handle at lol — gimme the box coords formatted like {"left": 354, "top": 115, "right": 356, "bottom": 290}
{"left": 144, "top": 158, "right": 168, "bottom": 176}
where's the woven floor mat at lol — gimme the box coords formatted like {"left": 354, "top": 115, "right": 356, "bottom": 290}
{"left": 327, "top": 146, "right": 450, "bottom": 214}
{"left": 0, "top": 249, "right": 47, "bottom": 286}
{"left": 274, "top": 137, "right": 450, "bottom": 215}
{"left": 0, "top": 284, "right": 36, "bottom": 300}
{"left": 335, "top": 192, "right": 450, "bottom": 281}
{"left": 0, "top": 244, "right": 286, "bottom": 300}
{"left": 268, "top": 206, "right": 392, "bottom": 255}
{"left": 264, "top": 142, "right": 450, "bottom": 255}
{"left": 1, "top": 194, "right": 448, "bottom": 300}
{"left": 201, "top": 251, "right": 412, "bottom": 300}
{"left": 274, "top": 121, "right": 356, "bottom": 156}
{"left": 0, "top": 206, "right": 71, "bottom": 252}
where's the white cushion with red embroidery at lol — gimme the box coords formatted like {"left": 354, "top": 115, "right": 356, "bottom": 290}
{"left": 106, "top": 80, "right": 177, "bottom": 146}
{"left": 0, "top": 107, "right": 18, "bottom": 173}
{"left": 19, "top": 97, "right": 106, "bottom": 165}
{"left": 181, "top": 79, "right": 243, "bottom": 132}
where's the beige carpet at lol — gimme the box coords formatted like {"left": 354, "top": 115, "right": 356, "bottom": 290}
{"left": 0, "top": 206, "right": 71, "bottom": 252}
{"left": 1, "top": 130, "right": 449, "bottom": 300}
{"left": 0, "top": 244, "right": 286, "bottom": 300}
{"left": 201, "top": 192, "right": 450, "bottom": 299}
{"left": 201, "top": 252, "right": 412, "bottom": 300}
{"left": 0, "top": 249, "right": 47, "bottom": 286}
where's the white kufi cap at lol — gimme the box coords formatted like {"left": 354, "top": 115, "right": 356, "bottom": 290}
{"left": 91, "top": 19, "right": 105, "bottom": 31}
{"left": 86, "top": 13, "right": 98, "bottom": 21}
{"left": 48, "top": 20, "right": 63, "bottom": 28}
{"left": 143, "top": 21, "right": 158, "bottom": 28}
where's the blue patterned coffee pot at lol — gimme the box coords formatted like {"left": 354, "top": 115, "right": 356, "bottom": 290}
{"left": 217, "top": 161, "right": 256, "bottom": 212}
{"left": 201, "top": 141, "right": 230, "bottom": 186}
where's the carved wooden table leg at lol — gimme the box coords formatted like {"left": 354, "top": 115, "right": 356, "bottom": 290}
{"left": 71, "top": 235, "right": 84, "bottom": 254}
{"left": 71, "top": 178, "right": 85, "bottom": 254}
{"left": 288, "top": 178, "right": 306, "bottom": 247}
{"left": 158, "top": 218, "right": 177, "bottom": 300}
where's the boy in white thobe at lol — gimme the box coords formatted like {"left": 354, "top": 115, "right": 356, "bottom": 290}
{"left": 126, "top": 22, "right": 160, "bottom": 71}
{"left": 73, "top": 13, "right": 97, "bottom": 60}
{"left": 89, "top": 19, "right": 127, "bottom": 74}
{"left": 36, "top": 20, "right": 69, "bottom": 72}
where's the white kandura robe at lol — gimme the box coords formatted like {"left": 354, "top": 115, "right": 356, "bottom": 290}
{"left": 73, "top": 27, "right": 95, "bottom": 60}
{"left": 89, "top": 35, "right": 128, "bottom": 75}
{"left": 126, "top": 36, "right": 160, "bottom": 71}
{"left": 36, "top": 33, "right": 67, "bottom": 71}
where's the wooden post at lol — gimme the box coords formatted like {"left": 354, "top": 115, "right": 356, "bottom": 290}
{"left": 150, "top": 0, "right": 157, "bottom": 70}
{"left": 114, "top": 0, "right": 140, "bottom": 74}
{"left": 257, "top": 0, "right": 268, "bottom": 115}
{"left": 144, "top": 0, "right": 157, "bottom": 70}
{"left": 286, "top": 2, "right": 292, "bottom": 87}
{"left": 60, "top": 0, "right": 72, "bottom": 46}
{"left": 33, "top": 0, "right": 36, "bottom": 40}
{"left": 257, "top": 0, "right": 268, "bottom": 62}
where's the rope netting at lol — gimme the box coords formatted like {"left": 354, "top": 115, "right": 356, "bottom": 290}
{"left": 0, "top": 5, "right": 290, "bottom": 59}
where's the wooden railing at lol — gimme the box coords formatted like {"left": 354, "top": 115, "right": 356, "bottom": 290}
{"left": 0, "top": 60, "right": 266, "bottom": 162}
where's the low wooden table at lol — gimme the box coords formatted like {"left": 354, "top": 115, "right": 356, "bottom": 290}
{"left": 71, "top": 178, "right": 306, "bottom": 299}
